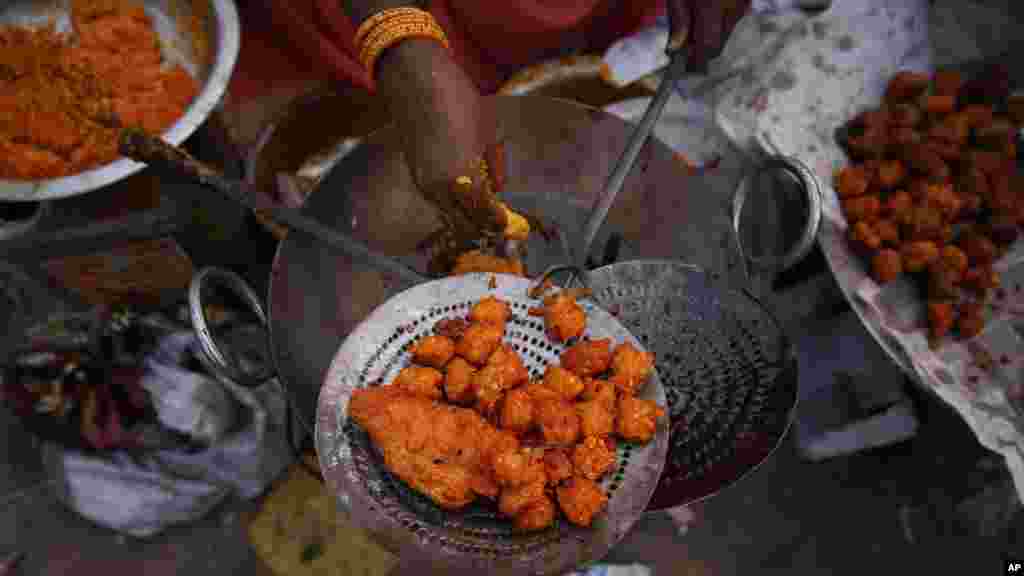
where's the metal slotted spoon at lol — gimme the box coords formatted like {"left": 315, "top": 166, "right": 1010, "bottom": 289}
{"left": 534, "top": 48, "right": 814, "bottom": 509}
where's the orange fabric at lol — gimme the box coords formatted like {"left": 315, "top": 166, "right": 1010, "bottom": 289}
{"left": 265, "top": 1, "right": 663, "bottom": 94}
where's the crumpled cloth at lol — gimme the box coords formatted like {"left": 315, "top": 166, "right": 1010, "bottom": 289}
{"left": 41, "top": 332, "right": 297, "bottom": 538}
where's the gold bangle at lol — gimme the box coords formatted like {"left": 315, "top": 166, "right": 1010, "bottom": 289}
{"left": 360, "top": 19, "right": 448, "bottom": 78}
{"left": 353, "top": 6, "right": 423, "bottom": 47}
{"left": 357, "top": 14, "right": 441, "bottom": 60}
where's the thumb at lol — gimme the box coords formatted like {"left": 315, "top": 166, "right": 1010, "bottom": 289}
{"left": 665, "top": 0, "right": 691, "bottom": 53}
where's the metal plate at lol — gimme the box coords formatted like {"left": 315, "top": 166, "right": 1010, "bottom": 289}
{"left": 0, "top": 0, "right": 239, "bottom": 201}
{"left": 586, "top": 261, "right": 798, "bottom": 509}
{"left": 316, "top": 273, "right": 668, "bottom": 575}
{"left": 269, "top": 95, "right": 752, "bottom": 511}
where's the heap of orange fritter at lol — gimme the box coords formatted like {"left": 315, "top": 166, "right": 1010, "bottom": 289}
{"left": 838, "top": 69, "right": 1024, "bottom": 344}
{"left": 348, "top": 293, "right": 665, "bottom": 532}
{"left": 0, "top": 0, "right": 199, "bottom": 179}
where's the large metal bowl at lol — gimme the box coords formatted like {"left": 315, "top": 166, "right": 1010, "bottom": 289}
{"left": 0, "top": 0, "right": 240, "bottom": 202}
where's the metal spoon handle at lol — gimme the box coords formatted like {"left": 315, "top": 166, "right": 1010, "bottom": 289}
{"left": 578, "top": 51, "right": 690, "bottom": 266}
{"left": 120, "top": 130, "right": 428, "bottom": 286}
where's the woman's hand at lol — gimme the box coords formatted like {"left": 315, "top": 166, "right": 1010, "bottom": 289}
{"left": 376, "top": 39, "right": 512, "bottom": 272}
{"left": 666, "top": 0, "right": 752, "bottom": 71}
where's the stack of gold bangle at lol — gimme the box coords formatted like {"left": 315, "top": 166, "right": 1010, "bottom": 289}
{"left": 355, "top": 7, "right": 449, "bottom": 81}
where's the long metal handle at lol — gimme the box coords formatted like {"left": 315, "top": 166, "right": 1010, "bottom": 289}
{"left": 120, "top": 130, "right": 428, "bottom": 286}
{"left": 578, "top": 51, "right": 690, "bottom": 267}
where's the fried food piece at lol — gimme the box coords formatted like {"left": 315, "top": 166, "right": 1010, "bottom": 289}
{"left": 543, "top": 366, "right": 585, "bottom": 401}
{"left": 958, "top": 301, "right": 986, "bottom": 339}
{"left": 963, "top": 265, "right": 999, "bottom": 295}
{"left": 540, "top": 292, "right": 587, "bottom": 342}
{"left": 842, "top": 195, "right": 882, "bottom": 222}
{"left": 963, "top": 104, "right": 995, "bottom": 128}
{"left": 885, "top": 71, "right": 930, "bottom": 104}
{"left": 923, "top": 183, "right": 963, "bottom": 220}
{"left": 500, "top": 388, "right": 535, "bottom": 434}
{"left": 940, "top": 245, "right": 969, "bottom": 277}
{"left": 901, "top": 241, "right": 940, "bottom": 273}
{"left": 922, "top": 94, "right": 956, "bottom": 116}
{"left": 473, "top": 363, "right": 512, "bottom": 415}
{"left": 941, "top": 112, "right": 971, "bottom": 144}
{"left": 875, "top": 219, "right": 900, "bottom": 246}
{"left": 617, "top": 396, "right": 664, "bottom": 444}
{"left": 961, "top": 232, "right": 998, "bottom": 267}
{"left": 543, "top": 449, "right": 573, "bottom": 485}
{"left": 349, "top": 387, "right": 511, "bottom": 508}
{"left": 572, "top": 436, "right": 616, "bottom": 481}
{"left": 877, "top": 160, "right": 906, "bottom": 189}
{"left": 488, "top": 343, "right": 530, "bottom": 388}
{"left": 493, "top": 448, "right": 547, "bottom": 487}
{"left": 872, "top": 249, "right": 903, "bottom": 284}
{"left": 499, "top": 480, "right": 547, "bottom": 519}
{"left": 610, "top": 342, "right": 655, "bottom": 396}
{"left": 456, "top": 322, "right": 504, "bottom": 365}
{"left": 577, "top": 400, "right": 615, "bottom": 438}
{"left": 560, "top": 338, "right": 613, "bottom": 378}
{"left": 846, "top": 127, "right": 887, "bottom": 160}
{"left": 411, "top": 335, "right": 456, "bottom": 368}
{"left": 835, "top": 165, "right": 871, "bottom": 198}
{"left": 849, "top": 221, "right": 881, "bottom": 250}
{"left": 444, "top": 357, "right": 477, "bottom": 405}
{"left": 451, "top": 250, "right": 525, "bottom": 276}
{"left": 928, "top": 261, "right": 960, "bottom": 300}
{"left": 889, "top": 104, "right": 922, "bottom": 128}
{"left": 556, "top": 477, "right": 608, "bottom": 528}
{"left": 883, "top": 190, "right": 913, "bottom": 223}
{"left": 904, "top": 143, "right": 950, "bottom": 183}
{"left": 965, "top": 149, "right": 1003, "bottom": 176}
{"left": 434, "top": 317, "right": 470, "bottom": 340}
{"left": 515, "top": 495, "right": 557, "bottom": 532}
{"left": 933, "top": 70, "right": 963, "bottom": 96}
{"left": 470, "top": 296, "right": 512, "bottom": 327}
{"left": 927, "top": 300, "right": 955, "bottom": 341}
{"left": 522, "top": 380, "right": 561, "bottom": 403}
{"left": 536, "top": 400, "right": 581, "bottom": 446}
{"left": 394, "top": 366, "right": 444, "bottom": 400}
{"left": 581, "top": 379, "right": 617, "bottom": 410}
{"left": 904, "top": 203, "right": 946, "bottom": 242}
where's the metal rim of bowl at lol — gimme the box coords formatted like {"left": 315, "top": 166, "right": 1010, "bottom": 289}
{"left": 0, "top": 0, "right": 241, "bottom": 202}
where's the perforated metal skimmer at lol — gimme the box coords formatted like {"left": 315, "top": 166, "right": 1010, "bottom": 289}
{"left": 316, "top": 273, "right": 668, "bottom": 576}
{"left": 584, "top": 261, "right": 797, "bottom": 508}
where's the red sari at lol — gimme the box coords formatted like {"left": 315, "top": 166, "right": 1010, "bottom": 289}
{"left": 265, "top": 0, "right": 663, "bottom": 95}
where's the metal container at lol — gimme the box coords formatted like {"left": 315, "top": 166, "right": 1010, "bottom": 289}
{"left": 0, "top": 0, "right": 240, "bottom": 202}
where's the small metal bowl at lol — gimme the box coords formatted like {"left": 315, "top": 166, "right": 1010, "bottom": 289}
{"left": 0, "top": 0, "right": 240, "bottom": 202}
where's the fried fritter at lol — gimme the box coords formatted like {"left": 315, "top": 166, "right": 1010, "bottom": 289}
{"left": 581, "top": 379, "right": 617, "bottom": 410}
{"left": 560, "top": 338, "right": 613, "bottom": 378}
{"left": 456, "top": 322, "right": 503, "bottom": 365}
{"left": 411, "top": 335, "right": 456, "bottom": 369}
{"left": 536, "top": 399, "right": 581, "bottom": 446}
{"left": 617, "top": 396, "right": 664, "bottom": 444}
{"left": 572, "top": 436, "right": 616, "bottom": 481}
{"left": 610, "top": 342, "right": 655, "bottom": 396}
{"left": 488, "top": 343, "right": 529, "bottom": 388}
{"left": 393, "top": 366, "right": 444, "bottom": 400}
{"left": 493, "top": 448, "right": 547, "bottom": 487}
{"left": 577, "top": 400, "right": 615, "bottom": 438}
{"left": 444, "top": 357, "right": 477, "bottom": 405}
{"left": 543, "top": 366, "right": 584, "bottom": 401}
{"left": 499, "top": 388, "right": 534, "bottom": 434}
{"left": 543, "top": 449, "right": 573, "bottom": 485}
{"left": 470, "top": 296, "right": 512, "bottom": 327}
{"left": 539, "top": 292, "right": 586, "bottom": 342}
{"left": 514, "top": 496, "right": 556, "bottom": 532}
{"left": 556, "top": 477, "right": 608, "bottom": 528}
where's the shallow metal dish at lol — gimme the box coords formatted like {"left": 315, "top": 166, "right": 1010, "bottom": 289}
{"left": 0, "top": 0, "right": 239, "bottom": 202}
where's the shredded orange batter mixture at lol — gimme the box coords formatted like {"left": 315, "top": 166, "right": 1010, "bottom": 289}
{"left": 0, "top": 0, "right": 199, "bottom": 179}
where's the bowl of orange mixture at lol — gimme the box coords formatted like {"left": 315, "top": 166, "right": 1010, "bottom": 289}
{"left": 0, "top": 0, "right": 239, "bottom": 200}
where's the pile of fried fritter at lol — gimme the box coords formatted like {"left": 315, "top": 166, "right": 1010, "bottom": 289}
{"left": 348, "top": 291, "right": 665, "bottom": 532}
{"left": 837, "top": 69, "right": 1024, "bottom": 343}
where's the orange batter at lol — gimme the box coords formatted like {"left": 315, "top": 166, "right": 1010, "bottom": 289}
{"left": 0, "top": 0, "right": 199, "bottom": 179}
